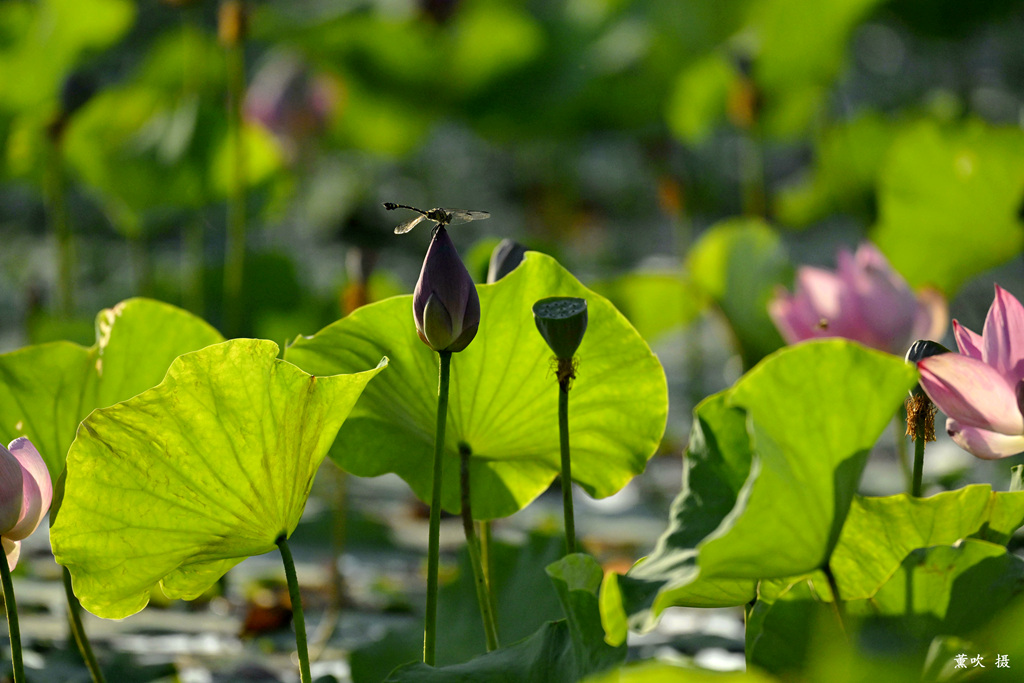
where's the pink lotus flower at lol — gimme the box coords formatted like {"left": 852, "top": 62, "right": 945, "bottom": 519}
{"left": 918, "top": 285, "right": 1024, "bottom": 459}
{"left": 0, "top": 438, "right": 52, "bottom": 570}
{"left": 769, "top": 243, "right": 947, "bottom": 355}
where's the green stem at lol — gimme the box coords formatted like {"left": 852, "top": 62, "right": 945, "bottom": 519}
{"left": 912, "top": 431, "right": 925, "bottom": 498}
{"left": 63, "top": 567, "right": 106, "bottom": 683}
{"left": 479, "top": 520, "right": 497, "bottom": 622}
{"left": 277, "top": 535, "right": 311, "bottom": 683}
{"left": 424, "top": 350, "right": 452, "bottom": 665}
{"left": 46, "top": 136, "right": 74, "bottom": 317}
{"left": 222, "top": 1, "right": 247, "bottom": 337}
{"left": 558, "top": 379, "right": 576, "bottom": 555}
{"left": 459, "top": 444, "right": 500, "bottom": 652}
{"left": 184, "top": 216, "right": 205, "bottom": 319}
{"left": 739, "top": 131, "right": 766, "bottom": 218}
{"left": 310, "top": 465, "right": 347, "bottom": 661}
{"left": 895, "top": 416, "right": 911, "bottom": 492}
{"left": 1, "top": 558, "right": 24, "bottom": 683}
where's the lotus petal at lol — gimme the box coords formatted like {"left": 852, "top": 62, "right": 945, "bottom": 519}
{"left": 918, "top": 354, "right": 1024, "bottom": 434}
{"left": 946, "top": 419, "right": 1024, "bottom": 460}
{"left": 983, "top": 284, "right": 1024, "bottom": 379}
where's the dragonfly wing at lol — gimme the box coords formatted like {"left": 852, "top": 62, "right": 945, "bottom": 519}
{"left": 446, "top": 210, "right": 491, "bottom": 226}
{"left": 394, "top": 214, "right": 430, "bottom": 234}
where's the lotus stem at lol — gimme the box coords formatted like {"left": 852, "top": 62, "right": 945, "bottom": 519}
{"left": 912, "top": 433, "right": 925, "bottom": 498}
{"left": 479, "top": 520, "right": 496, "bottom": 620}
{"left": 63, "top": 567, "right": 106, "bottom": 683}
{"left": 1, "top": 557, "right": 25, "bottom": 683}
{"left": 424, "top": 350, "right": 452, "bottom": 665}
{"left": 904, "top": 393, "right": 936, "bottom": 497}
{"left": 46, "top": 136, "right": 73, "bottom": 317}
{"left": 221, "top": 0, "right": 247, "bottom": 336}
{"left": 277, "top": 535, "right": 311, "bottom": 683}
{"left": 459, "top": 443, "right": 499, "bottom": 652}
{"left": 894, "top": 416, "right": 911, "bottom": 492}
{"left": 558, "top": 366, "right": 576, "bottom": 555}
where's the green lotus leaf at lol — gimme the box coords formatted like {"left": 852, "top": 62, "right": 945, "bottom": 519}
{"left": 50, "top": 339, "right": 386, "bottom": 619}
{"left": 872, "top": 119, "right": 1024, "bottom": 296}
{"left": 847, "top": 540, "right": 1024, "bottom": 638}
{"left": 685, "top": 218, "right": 789, "bottom": 369}
{"left": 0, "top": 298, "right": 224, "bottom": 479}
{"left": 385, "top": 554, "right": 625, "bottom": 683}
{"left": 285, "top": 252, "right": 668, "bottom": 520}
{"left": 605, "top": 341, "right": 916, "bottom": 636}
{"left": 745, "top": 573, "right": 935, "bottom": 681}
{"left": 590, "top": 269, "right": 706, "bottom": 345}
{"left": 774, "top": 111, "right": 898, "bottom": 227}
{"left": 0, "top": 0, "right": 135, "bottom": 115}
{"left": 351, "top": 530, "right": 566, "bottom": 677}
{"left": 831, "top": 486, "right": 1024, "bottom": 600}
{"left": 586, "top": 661, "right": 780, "bottom": 683}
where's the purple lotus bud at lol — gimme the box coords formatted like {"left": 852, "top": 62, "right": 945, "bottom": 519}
{"left": 487, "top": 239, "right": 526, "bottom": 283}
{"left": 413, "top": 227, "right": 480, "bottom": 353}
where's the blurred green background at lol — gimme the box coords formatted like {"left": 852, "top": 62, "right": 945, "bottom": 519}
{"left": 5, "top": 2, "right": 1024, "bottom": 680}
{"left": 2, "top": 0, "right": 1024, "bottom": 361}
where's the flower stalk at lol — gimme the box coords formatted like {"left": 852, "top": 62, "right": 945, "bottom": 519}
{"left": 424, "top": 350, "right": 452, "bottom": 665}
{"left": 459, "top": 443, "right": 499, "bottom": 652}
{"left": 220, "top": 0, "right": 248, "bottom": 336}
{"left": 905, "top": 339, "right": 947, "bottom": 496}
{"left": 409, "top": 212, "right": 480, "bottom": 664}
{"left": 1, "top": 555, "right": 25, "bottom": 683}
{"left": 276, "top": 535, "right": 311, "bottom": 683}
{"left": 558, "top": 373, "right": 576, "bottom": 555}
{"left": 533, "top": 297, "right": 588, "bottom": 556}
{"left": 64, "top": 567, "right": 107, "bottom": 683}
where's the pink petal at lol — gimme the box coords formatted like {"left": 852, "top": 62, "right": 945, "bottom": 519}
{"left": 799, "top": 265, "right": 877, "bottom": 343}
{"left": 5, "top": 438, "right": 52, "bottom": 542}
{"left": 769, "top": 288, "right": 817, "bottom": 344}
{"left": 912, "top": 287, "right": 949, "bottom": 346}
{"left": 843, "top": 244, "right": 920, "bottom": 353}
{"left": 952, "top": 319, "right": 983, "bottom": 360}
{"left": 982, "top": 285, "right": 1024, "bottom": 379}
{"left": 2, "top": 538, "right": 20, "bottom": 571}
{"left": 0, "top": 446, "right": 23, "bottom": 535}
{"left": 917, "top": 354, "right": 1024, "bottom": 434}
{"left": 946, "top": 418, "right": 1024, "bottom": 460}
{"left": 796, "top": 267, "right": 845, "bottom": 321}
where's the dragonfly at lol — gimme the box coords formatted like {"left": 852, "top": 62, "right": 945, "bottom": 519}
{"left": 383, "top": 202, "right": 490, "bottom": 235}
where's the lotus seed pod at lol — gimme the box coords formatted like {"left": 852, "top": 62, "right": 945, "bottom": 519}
{"left": 905, "top": 339, "right": 950, "bottom": 398}
{"left": 533, "top": 297, "right": 588, "bottom": 360}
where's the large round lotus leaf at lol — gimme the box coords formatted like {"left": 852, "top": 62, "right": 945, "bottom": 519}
{"left": 50, "top": 339, "right": 386, "bottom": 619}
{"left": 0, "top": 298, "right": 224, "bottom": 479}
{"left": 285, "top": 252, "right": 668, "bottom": 520}
{"left": 872, "top": 120, "right": 1024, "bottom": 296}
